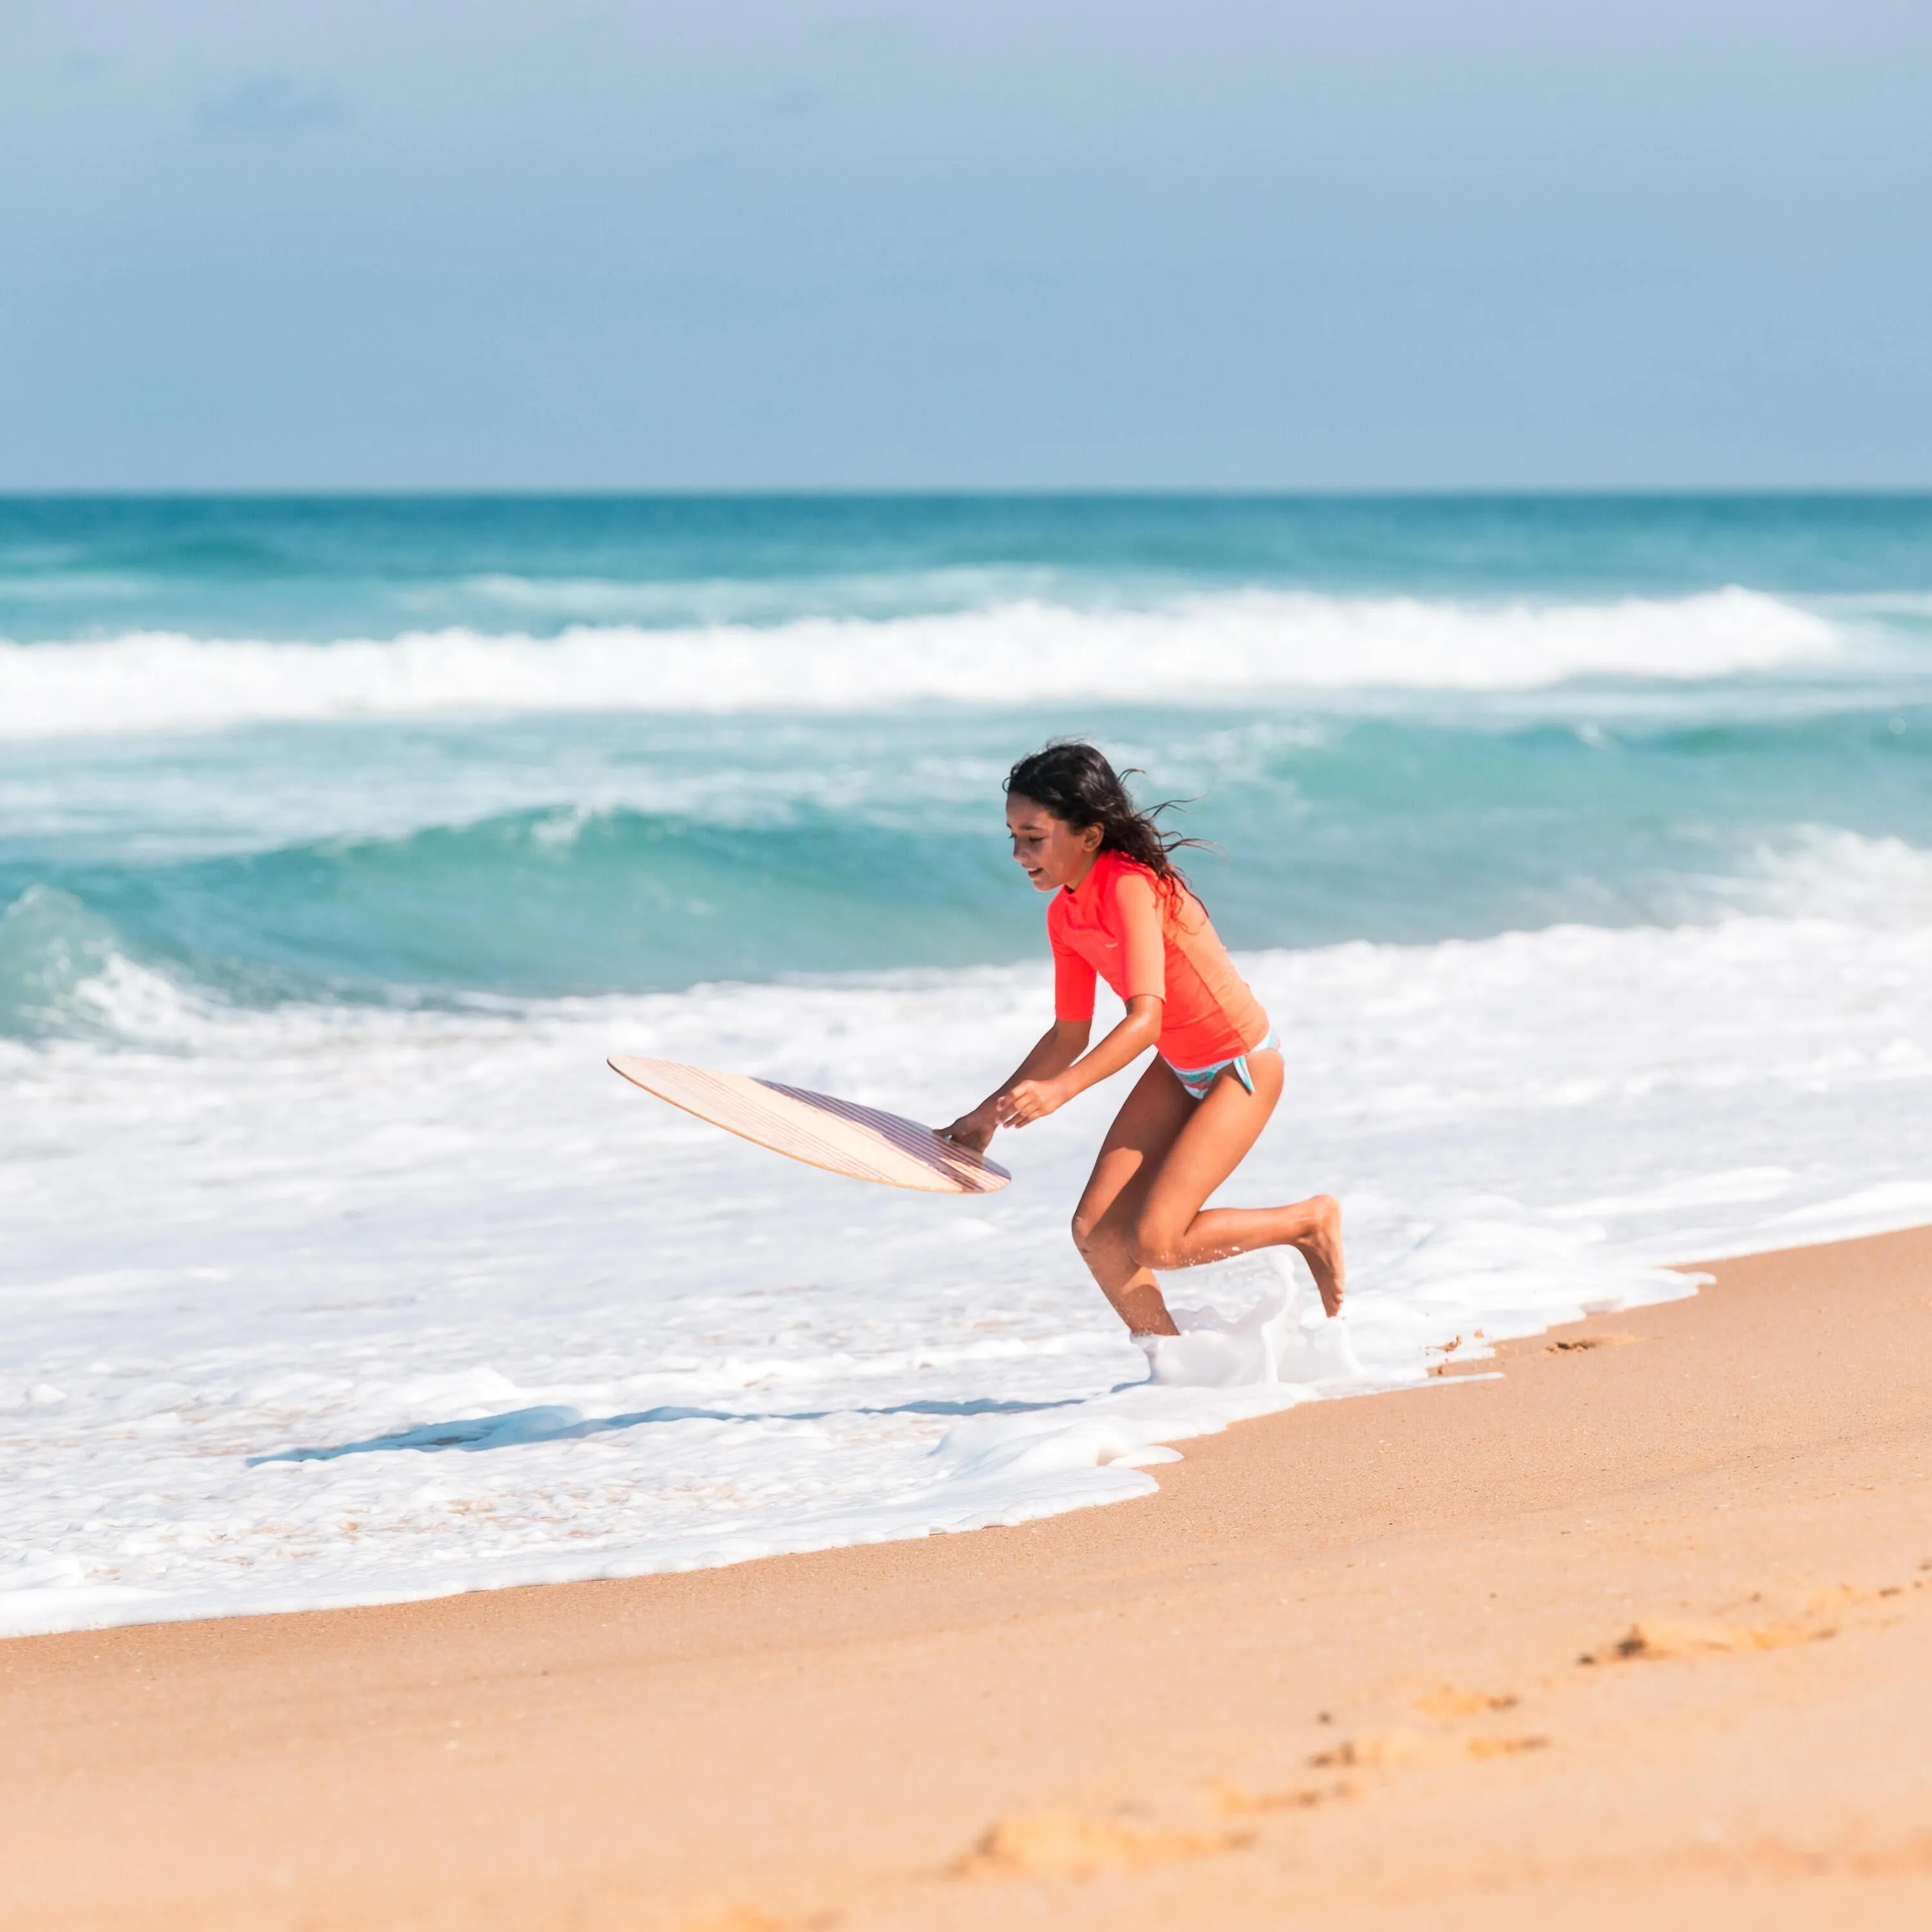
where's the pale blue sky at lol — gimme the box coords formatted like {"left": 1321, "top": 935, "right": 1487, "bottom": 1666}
{"left": 4, "top": 0, "right": 1928, "bottom": 488}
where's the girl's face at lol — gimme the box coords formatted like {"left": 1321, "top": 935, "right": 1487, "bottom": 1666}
{"left": 1007, "top": 794, "right": 1104, "bottom": 893}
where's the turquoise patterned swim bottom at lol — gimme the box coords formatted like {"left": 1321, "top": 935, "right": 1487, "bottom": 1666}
{"left": 1162, "top": 1027, "right": 1281, "bottom": 1102}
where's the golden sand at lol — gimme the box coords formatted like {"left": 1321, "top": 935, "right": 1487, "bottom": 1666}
{"left": 6, "top": 1227, "right": 1932, "bottom": 1929}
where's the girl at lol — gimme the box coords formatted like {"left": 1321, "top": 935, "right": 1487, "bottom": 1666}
{"left": 941, "top": 741, "right": 1344, "bottom": 1341}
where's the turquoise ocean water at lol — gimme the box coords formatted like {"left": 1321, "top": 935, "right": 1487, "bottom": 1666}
{"left": 4, "top": 493, "right": 1929, "bottom": 1024}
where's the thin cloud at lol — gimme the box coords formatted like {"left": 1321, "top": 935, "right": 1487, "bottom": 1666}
{"left": 194, "top": 76, "right": 348, "bottom": 138}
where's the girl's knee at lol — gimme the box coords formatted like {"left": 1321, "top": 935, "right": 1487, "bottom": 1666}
{"left": 1128, "top": 1218, "right": 1184, "bottom": 1272}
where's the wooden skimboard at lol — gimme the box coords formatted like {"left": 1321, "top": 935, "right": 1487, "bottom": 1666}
{"left": 607, "top": 1056, "right": 1011, "bottom": 1195}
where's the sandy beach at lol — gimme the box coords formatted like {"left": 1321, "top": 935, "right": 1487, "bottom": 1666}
{"left": 5, "top": 1224, "right": 1931, "bottom": 1930}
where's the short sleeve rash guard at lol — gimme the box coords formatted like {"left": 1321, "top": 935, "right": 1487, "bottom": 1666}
{"left": 1044, "top": 851, "right": 1269, "bottom": 1069}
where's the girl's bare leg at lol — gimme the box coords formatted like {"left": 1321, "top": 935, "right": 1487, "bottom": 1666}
{"left": 1069, "top": 1061, "right": 1197, "bottom": 1334}
{"left": 1070, "top": 1049, "right": 1346, "bottom": 1331}
{"left": 1131, "top": 1049, "right": 1346, "bottom": 1316}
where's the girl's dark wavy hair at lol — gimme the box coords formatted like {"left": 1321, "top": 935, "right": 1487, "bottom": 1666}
{"left": 1004, "top": 741, "right": 1207, "bottom": 902}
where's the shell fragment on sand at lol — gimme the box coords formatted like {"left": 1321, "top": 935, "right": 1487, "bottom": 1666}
{"left": 608, "top": 1056, "right": 1011, "bottom": 1195}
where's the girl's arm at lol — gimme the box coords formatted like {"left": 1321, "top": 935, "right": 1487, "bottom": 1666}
{"left": 938, "top": 1019, "right": 1091, "bottom": 1153}
{"left": 937, "top": 995, "right": 1162, "bottom": 1149}
{"left": 998, "top": 994, "right": 1162, "bottom": 1128}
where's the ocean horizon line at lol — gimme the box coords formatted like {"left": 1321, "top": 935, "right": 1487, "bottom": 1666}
{"left": 6, "top": 484, "right": 1932, "bottom": 504}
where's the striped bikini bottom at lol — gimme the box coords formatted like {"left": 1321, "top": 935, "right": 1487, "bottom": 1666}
{"left": 1162, "top": 1027, "right": 1281, "bottom": 1102}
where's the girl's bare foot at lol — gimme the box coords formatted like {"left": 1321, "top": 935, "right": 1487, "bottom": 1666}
{"left": 1293, "top": 1194, "right": 1346, "bottom": 1317}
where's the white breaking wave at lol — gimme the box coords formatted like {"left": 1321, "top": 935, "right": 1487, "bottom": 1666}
{"left": 0, "top": 587, "right": 1837, "bottom": 738}
{"left": 1734, "top": 826, "right": 1932, "bottom": 927}
{"left": 5, "top": 909, "right": 1932, "bottom": 1637}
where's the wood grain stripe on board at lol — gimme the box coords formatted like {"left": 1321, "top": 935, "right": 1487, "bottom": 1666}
{"left": 759, "top": 1081, "right": 1007, "bottom": 1193}
{"left": 668, "top": 1066, "right": 903, "bottom": 1185}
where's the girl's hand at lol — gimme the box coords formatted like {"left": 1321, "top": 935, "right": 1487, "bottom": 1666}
{"left": 996, "top": 1077, "right": 1068, "bottom": 1129}
{"left": 937, "top": 1104, "right": 999, "bottom": 1153}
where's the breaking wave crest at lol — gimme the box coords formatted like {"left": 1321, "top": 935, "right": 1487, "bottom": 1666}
{"left": 0, "top": 887, "right": 213, "bottom": 1045}
{"left": 0, "top": 587, "right": 1837, "bottom": 739}
{"left": 13, "top": 814, "right": 1932, "bottom": 1045}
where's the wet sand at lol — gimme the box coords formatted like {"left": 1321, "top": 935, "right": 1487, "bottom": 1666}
{"left": 6, "top": 1226, "right": 1932, "bottom": 1930}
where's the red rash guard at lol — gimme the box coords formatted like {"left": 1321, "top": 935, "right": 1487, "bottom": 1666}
{"left": 1045, "top": 850, "right": 1269, "bottom": 1070}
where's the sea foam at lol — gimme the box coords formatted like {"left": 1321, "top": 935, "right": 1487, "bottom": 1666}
{"left": 0, "top": 587, "right": 1837, "bottom": 738}
{"left": 5, "top": 905, "right": 1930, "bottom": 1638}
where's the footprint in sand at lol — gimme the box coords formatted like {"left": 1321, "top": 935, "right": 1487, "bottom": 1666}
{"left": 1312, "top": 1729, "right": 1549, "bottom": 1769}
{"left": 1215, "top": 1779, "right": 1352, "bottom": 1814}
{"left": 957, "top": 1812, "right": 1251, "bottom": 1879}
{"left": 1806, "top": 1583, "right": 1892, "bottom": 1615}
{"left": 1413, "top": 1685, "right": 1520, "bottom": 1719}
{"left": 1463, "top": 1735, "right": 1552, "bottom": 1759}
{"left": 1582, "top": 1616, "right": 1830, "bottom": 1663}
{"left": 1311, "top": 1730, "right": 1429, "bottom": 1768}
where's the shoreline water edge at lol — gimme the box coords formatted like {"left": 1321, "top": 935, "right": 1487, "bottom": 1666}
{"left": 5, "top": 494, "right": 1931, "bottom": 1640}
